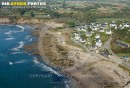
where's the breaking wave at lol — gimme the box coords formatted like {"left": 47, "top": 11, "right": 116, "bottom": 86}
{"left": 65, "top": 84, "right": 70, "bottom": 88}
{"left": 5, "top": 31, "right": 12, "bottom": 35}
{"left": 14, "top": 60, "right": 26, "bottom": 64}
{"left": 16, "top": 25, "right": 25, "bottom": 32}
{"left": 12, "top": 52, "right": 23, "bottom": 54}
{"left": 5, "top": 38, "right": 15, "bottom": 40}
{"left": 5, "top": 25, "right": 25, "bottom": 35}
{"left": 11, "top": 41, "right": 24, "bottom": 51}
{"left": 33, "top": 58, "right": 40, "bottom": 64}
{"left": 33, "top": 58, "right": 61, "bottom": 76}
{"left": 29, "top": 38, "right": 33, "bottom": 42}
{"left": 25, "top": 35, "right": 30, "bottom": 39}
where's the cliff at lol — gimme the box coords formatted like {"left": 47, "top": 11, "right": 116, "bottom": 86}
{"left": 0, "top": 18, "right": 11, "bottom": 24}
{"left": 0, "top": 17, "right": 45, "bottom": 24}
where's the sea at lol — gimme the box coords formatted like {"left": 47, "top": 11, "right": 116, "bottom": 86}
{"left": 0, "top": 25, "right": 71, "bottom": 88}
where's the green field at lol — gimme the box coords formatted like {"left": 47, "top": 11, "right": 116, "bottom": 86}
{"left": 97, "top": 18, "right": 130, "bottom": 23}
{"left": 117, "top": 53, "right": 130, "bottom": 57}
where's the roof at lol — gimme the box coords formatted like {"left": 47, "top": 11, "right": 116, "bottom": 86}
{"left": 100, "top": 51, "right": 110, "bottom": 57}
{"left": 115, "top": 41, "right": 129, "bottom": 48}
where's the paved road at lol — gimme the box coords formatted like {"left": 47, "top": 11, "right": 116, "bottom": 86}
{"left": 103, "top": 36, "right": 130, "bottom": 69}
{"left": 104, "top": 37, "right": 117, "bottom": 57}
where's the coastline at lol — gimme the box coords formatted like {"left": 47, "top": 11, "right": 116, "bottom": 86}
{"left": 1, "top": 22, "right": 130, "bottom": 88}
{"left": 36, "top": 23, "right": 130, "bottom": 88}
{"left": 22, "top": 23, "right": 83, "bottom": 88}
{"left": 36, "top": 24, "right": 84, "bottom": 88}
{"left": 22, "top": 23, "right": 75, "bottom": 87}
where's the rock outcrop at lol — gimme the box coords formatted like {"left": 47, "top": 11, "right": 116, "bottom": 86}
{"left": 0, "top": 17, "right": 44, "bottom": 24}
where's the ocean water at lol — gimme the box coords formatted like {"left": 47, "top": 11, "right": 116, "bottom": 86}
{"left": 0, "top": 25, "right": 70, "bottom": 88}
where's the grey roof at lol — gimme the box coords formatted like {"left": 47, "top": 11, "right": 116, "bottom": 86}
{"left": 115, "top": 41, "right": 129, "bottom": 48}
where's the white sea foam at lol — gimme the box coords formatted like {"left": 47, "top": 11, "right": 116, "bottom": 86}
{"left": 5, "top": 25, "right": 25, "bottom": 34}
{"left": 25, "top": 35, "right": 30, "bottom": 39}
{"left": 5, "top": 38, "right": 15, "bottom": 40}
{"left": 65, "top": 84, "right": 70, "bottom": 88}
{"left": 11, "top": 41, "right": 24, "bottom": 51}
{"left": 33, "top": 58, "right": 61, "bottom": 76}
{"left": 5, "top": 31, "right": 12, "bottom": 35}
{"left": 14, "top": 60, "right": 26, "bottom": 64}
{"left": 42, "top": 65, "right": 61, "bottom": 76}
{"left": 12, "top": 52, "right": 23, "bottom": 54}
{"left": 29, "top": 38, "right": 33, "bottom": 42}
{"left": 9, "top": 62, "right": 13, "bottom": 65}
{"left": 33, "top": 58, "right": 40, "bottom": 64}
{"left": 16, "top": 25, "right": 25, "bottom": 32}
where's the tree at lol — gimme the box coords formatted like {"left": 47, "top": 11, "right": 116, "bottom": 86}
{"left": 20, "top": 10, "right": 25, "bottom": 16}
{"left": 62, "top": 0, "right": 66, "bottom": 8}
{"left": 30, "top": 12, "right": 35, "bottom": 17}
{"left": 66, "top": 22, "right": 76, "bottom": 28}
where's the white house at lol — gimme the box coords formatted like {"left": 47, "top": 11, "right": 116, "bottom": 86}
{"left": 99, "top": 28, "right": 105, "bottom": 32}
{"left": 124, "top": 23, "right": 130, "bottom": 28}
{"left": 81, "top": 28, "right": 87, "bottom": 32}
{"left": 97, "top": 23, "right": 101, "bottom": 27}
{"left": 95, "top": 34, "right": 100, "bottom": 39}
{"left": 74, "top": 33, "right": 79, "bottom": 36}
{"left": 102, "top": 23, "right": 108, "bottom": 28}
{"left": 104, "top": 22, "right": 108, "bottom": 25}
{"left": 106, "top": 30, "right": 112, "bottom": 35}
{"left": 74, "top": 34, "right": 80, "bottom": 41}
{"left": 91, "top": 27, "right": 98, "bottom": 31}
{"left": 110, "top": 21, "right": 117, "bottom": 27}
{"left": 86, "top": 32, "right": 92, "bottom": 37}
{"left": 79, "top": 38, "right": 86, "bottom": 43}
{"left": 96, "top": 39, "right": 102, "bottom": 47}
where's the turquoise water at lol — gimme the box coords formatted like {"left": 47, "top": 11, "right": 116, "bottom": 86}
{"left": 0, "top": 25, "right": 70, "bottom": 88}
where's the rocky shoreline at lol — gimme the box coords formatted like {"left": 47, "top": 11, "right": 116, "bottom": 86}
{"left": 22, "top": 23, "right": 84, "bottom": 88}
{"left": 11, "top": 22, "right": 130, "bottom": 88}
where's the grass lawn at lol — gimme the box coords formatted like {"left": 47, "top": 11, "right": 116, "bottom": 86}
{"left": 96, "top": 18, "right": 130, "bottom": 23}
{"left": 117, "top": 53, "right": 130, "bottom": 57}
{"left": 8, "top": 13, "right": 20, "bottom": 17}
{"left": 100, "top": 33, "right": 110, "bottom": 44}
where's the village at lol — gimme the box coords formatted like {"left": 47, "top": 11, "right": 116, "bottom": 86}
{"left": 72, "top": 21, "right": 130, "bottom": 53}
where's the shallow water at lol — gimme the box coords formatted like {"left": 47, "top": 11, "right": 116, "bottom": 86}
{"left": 0, "top": 25, "right": 70, "bottom": 88}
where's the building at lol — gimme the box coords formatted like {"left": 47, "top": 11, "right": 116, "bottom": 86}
{"left": 91, "top": 27, "right": 98, "bottom": 31}
{"left": 86, "top": 32, "right": 92, "bottom": 37}
{"left": 110, "top": 21, "right": 117, "bottom": 27}
{"left": 95, "top": 34, "right": 100, "bottom": 39}
{"left": 74, "top": 34, "right": 80, "bottom": 41}
{"left": 115, "top": 41, "right": 130, "bottom": 48}
{"left": 124, "top": 23, "right": 130, "bottom": 28}
{"left": 99, "top": 28, "right": 105, "bottom": 32}
{"left": 96, "top": 39, "right": 102, "bottom": 47}
{"left": 106, "top": 30, "right": 112, "bottom": 35}
{"left": 79, "top": 38, "right": 86, "bottom": 43}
